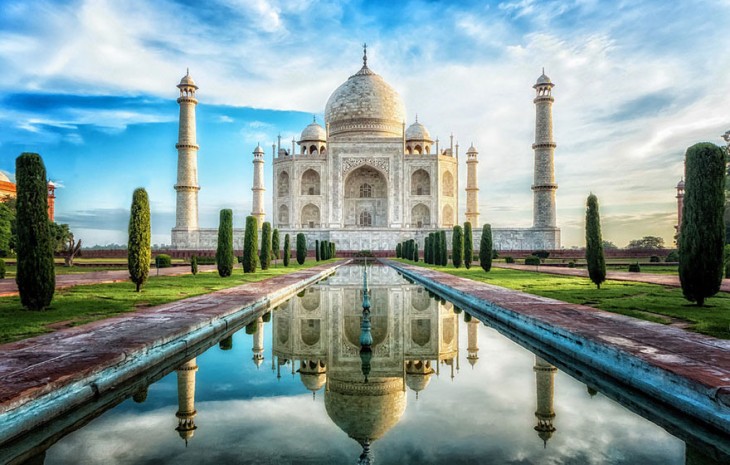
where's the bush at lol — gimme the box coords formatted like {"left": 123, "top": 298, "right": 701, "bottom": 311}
{"left": 0, "top": 259, "right": 4, "bottom": 279}
{"left": 629, "top": 263, "right": 641, "bottom": 273}
{"left": 260, "top": 222, "right": 272, "bottom": 270}
{"left": 15, "top": 153, "right": 56, "bottom": 308}
{"left": 532, "top": 250, "right": 550, "bottom": 259}
{"left": 505, "top": 256, "right": 514, "bottom": 264}
{"left": 216, "top": 209, "right": 234, "bottom": 277}
{"left": 127, "top": 187, "right": 150, "bottom": 294}
{"left": 194, "top": 256, "right": 216, "bottom": 265}
{"left": 585, "top": 193, "right": 606, "bottom": 289}
{"left": 296, "top": 233, "right": 306, "bottom": 265}
{"left": 354, "top": 250, "right": 374, "bottom": 257}
{"left": 525, "top": 257, "right": 541, "bottom": 266}
{"left": 283, "top": 234, "right": 290, "bottom": 267}
{"left": 155, "top": 254, "right": 172, "bottom": 268}
{"left": 330, "top": 241, "right": 336, "bottom": 258}
{"left": 190, "top": 255, "right": 198, "bottom": 275}
{"left": 665, "top": 250, "right": 679, "bottom": 262}
{"left": 568, "top": 261, "right": 575, "bottom": 268}
{"left": 242, "top": 215, "right": 258, "bottom": 273}
{"left": 480, "top": 224, "right": 493, "bottom": 272}
{"left": 649, "top": 255, "right": 661, "bottom": 263}
{"left": 452, "top": 225, "right": 463, "bottom": 268}
{"left": 492, "top": 250, "right": 499, "bottom": 259}
{"left": 464, "top": 222, "right": 473, "bottom": 269}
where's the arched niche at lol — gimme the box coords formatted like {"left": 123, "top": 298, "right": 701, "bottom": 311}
{"left": 301, "top": 203, "right": 320, "bottom": 228}
{"left": 278, "top": 171, "right": 290, "bottom": 196}
{"left": 411, "top": 204, "right": 430, "bottom": 228}
{"left": 343, "top": 165, "right": 388, "bottom": 227}
{"left": 301, "top": 169, "right": 321, "bottom": 195}
{"left": 411, "top": 169, "right": 431, "bottom": 195}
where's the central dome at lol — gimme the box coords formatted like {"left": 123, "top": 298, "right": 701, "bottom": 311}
{"left": 325, "top": 63, "right": 406, "bottom": 138}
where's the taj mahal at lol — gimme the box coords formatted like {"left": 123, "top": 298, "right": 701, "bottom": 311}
{"left": 171, "top": 47, "right": 560, "bottom": 251}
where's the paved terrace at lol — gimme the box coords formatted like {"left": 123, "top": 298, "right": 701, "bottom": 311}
{"left": 0, "top": 265, "right": 219, "bottom": 297}
{"left": 386, "top": 260, "right": 730, "bottom": 439}
{"left": 0, "top": 260, "right": 345, "bottom": 445}
{"left": 495, "top": 262, "right": 730, "bottom": 291}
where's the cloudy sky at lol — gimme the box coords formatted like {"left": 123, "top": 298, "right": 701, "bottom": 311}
{"left": 1, "top": 0, "right": 729, "bottom": 247}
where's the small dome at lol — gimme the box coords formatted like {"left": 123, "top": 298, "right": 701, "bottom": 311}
{"left": 534, "top": 68, "right": 554, "bottom": 87}
{"left": 0, "top": 171, "right": 10, "bottom": 183}
{"left": 676, "top": 179, "right": 685, "bottom": 189}
{"left": 466, "top": 144, "right": 478, "bottom": 154}
{"left": 300, "top": 372, "right": 327, "bottom": 392}
{"left": 178, "top": 69, "right": 198, "bottom": 88}
{"left": 253, "top": 144, "right": 265, "bottom": 154}
{"left": 405, "top": 120, "right": 431, "bottom": 142}
{"left": 300, "top": 119, "right": 327, "bottom": 142}
{"left": 405, "top": 372, "right": 433, "bottom": 393}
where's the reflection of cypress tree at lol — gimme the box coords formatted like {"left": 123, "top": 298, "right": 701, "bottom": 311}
{"left": 464, "top": 312, "right": 472, "bottom": 322}
{"left": 132, "top": 386, "right": 148, "bottom": 403}
{"left": 262, "top": 311, "right": 271, "bottom": 323}
{"left": 219, "top": 335, "right": 233, "bottom": 351}
{"left": 245, "top": 320, "right": 258, "bottom": 334}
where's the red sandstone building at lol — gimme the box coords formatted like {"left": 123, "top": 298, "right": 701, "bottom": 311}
{"left": 0, "top": 171, "right": 56, "bottom": 221}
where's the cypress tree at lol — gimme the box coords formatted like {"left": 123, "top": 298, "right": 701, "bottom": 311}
{"left": 127, "top": 187, "right": 151, "bottom": 293}
{"left": 440, "top": 231, "right": 447, "bottom": 266}
{"left": 679, "top": 142, "right": 726, "bottom": 306}
{"left": 283, "top": 233, "right": 291, "bottom": 266}
{"left": 585, "top": 194, "right": 606, "bottom": 289}
{"left": 430, "top": 233, "right": 437, "bottom": 265}
{"left": 216, "top": 209, "right": 234, "bottom": 277}
{"left": 452, "top": 225, "right": 464, "bottom": 268}
{"left": 331, "top": 241, "right": 336, "bottom": 258}
{"left": 480, "top": 224, "right": 493, "bottom": 272}
{"left": 260, "top": 221, "right": 272, "bottom": 271}
{"left": 396, "top": 242, "right": 402, "bottom": 258}
{"left": 413, "top": 242, "right": 419, "bottom": 262}
{"left": 15, "top": 153, "right": 55, "bottom": 308}
{"left": 424, "top": 236, "right": 431, "bottom": 264}
{"left": 315, "top": 239, "right": 320, "bottom": 261}
{"left": 322, "top": 240, "right": 328, "bottom": 260}
{"left": 242, "top": 215, "right": 258, "bottom": 273}
{"left": 434, "top": 233, "right": 442, "bottom": 266}
{"left": 190, "top": 255, "right": 198, "bottom": 276}
{"left": 464, "top": 222, "right": 473, "bottom": 269}
{"left": 272, "top": 229, "right": 280, "bottom": 261}
{"left": 296, "top": 233, "right": 307, "bottom": 265}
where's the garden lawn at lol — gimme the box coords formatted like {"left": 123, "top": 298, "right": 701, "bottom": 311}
{"left": 397, "top": 260, "right": 730, "bottom": 339}
{"left": 0, "top": 260, "right": 333, "bottom": 344}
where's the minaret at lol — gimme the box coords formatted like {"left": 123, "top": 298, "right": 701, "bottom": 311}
{"left": 465, "top": 144, "right": 480, "bottom": 226}
{"left": 252, "top": 316, "right": 265, "bottom": 368}
{"left": 251, "top": 144, "right": 266, "bottom": 225}
{"left": 466, "top": 318, "right": 479, "bottom": 367}
{"left": 675, "top": 179, "right": 685, "bottom": 236}
{"left": 533, "top": 356, "right": 557, "bottom": 447}
{"left": 532, "top": 69, "right": 558, "bottom": 229}
{"left": 174, "top": 70, "right": 200, "bottom": 231}
{"left": 175, "top": 357, "right": 198, "bottom": 444}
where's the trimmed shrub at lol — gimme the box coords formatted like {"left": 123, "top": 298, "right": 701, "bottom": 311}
{"left": 464, "top": 222, "right": 473, "bottom": 269}
{"left": 330, "top": 241, "right": 336, "bottom": 258}
{"left": 665, "top": 250, "right": 679, "bottom": 263}
{"left": 242, "top": 215, "right": 258, "bottom": 273}
{"left": 679, "top": 143, "right": 726, "bottom": 306}
{"left": 396, "top": 242, "right": 402, "bottom": 258}
{"left": 155, "top": 254, "right": 172, "bottom": 268}
{"left": 585, "top": 194, "right": 606, "bottom": 289}
{"left": 0, "top": 259, "right": 5, "bottom": 279}
{"left": 480, "top": 224, "right": 493, "bottom": 272}
{"left": 296, "top": 233, "right": 306, "bottom": 265}
{"left": 568, "top": 261, "right": 575, "bottom": 268}
{"left": 629, "top": 263, "right": 641, "bottom": 273}
{"left": 190, "top": 255, "right": 198, "bottom": 275}
{"left": 525, "top": 257, "right": 541, "bottom": 266}
{"left": 452, "top": 225, "right": 463, "bottom": 268}
{"left": 464, "top": 312, "right": 472, "bottom": 323}
{"left": 649, "top": 255, "right": 661, "bottom": 263}
{"left": 532, "top": 250, "right": 550, "bottom": 260}
{"left": 505, "top": 256, "right": 514, "bottom": 264}
{"left": 245, "top": 320, "right": 258, "bottom": 335}
{"left": 260, "top": 222, "right": 272, "bottom": 270}
{"left": 216, "top": 209, "right": 234, "bottom": 277}
{"left": 127, "top": 187, "right": 150, "bottom": 294}
{"left": 195, "top": 256, "right": 217, "bottom": 265}
{"left": 283, "top": 234, "right": 291, "bottom": 266}
{"left": 272, "top": 229, "right": 280, "bottom": 261}
{"left": 15, "top": 153, "right": 56, "bottom": 308}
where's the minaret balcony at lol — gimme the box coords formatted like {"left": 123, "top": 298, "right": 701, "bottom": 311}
{"left": 531, "top": 142, "right": 557, "bottom": 149}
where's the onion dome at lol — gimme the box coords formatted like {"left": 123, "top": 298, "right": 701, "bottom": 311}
{"left": 300, "top": 117, "right": 327, "bottom": 142}
{"left": 676, "top": 178, "right": 685, "bottom": 189}
{"left": 466, "top": 143, "right": 478, "bottom": 154}
{"left": 534, "top": 68, "right": 554, "bottom": 88}
{"left": 405, "top": 119, "right": 432, "bottom": 142}
{"left": 300, "top": 372, "right": 327, "bottom": 392}
{"left": 178, "top": 69, "right": 198, "bottom": 89}
{"left": 253, "top": 143, "right": 265, "bottom": 155}
{"left": 325, "top": 50, "right": 406, "bottom": 138}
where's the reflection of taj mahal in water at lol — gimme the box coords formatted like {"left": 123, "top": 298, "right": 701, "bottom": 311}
{"left": 169, "top": 266, "right": 559, "bottom": 460}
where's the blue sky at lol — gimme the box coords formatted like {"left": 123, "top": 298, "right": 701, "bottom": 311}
{"left": 1, "top": 0, "right": 729, "bottom": 247}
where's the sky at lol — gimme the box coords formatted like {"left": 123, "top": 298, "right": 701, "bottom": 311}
{"left": 1, "top": 0, "right": 729, "bottom": 248}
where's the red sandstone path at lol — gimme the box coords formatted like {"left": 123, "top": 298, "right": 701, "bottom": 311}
{"left": 0, "top": 265, "right": 218, "bottom": 297}
{"left": 495, "top": 263, "right": 730, "bottom": 292}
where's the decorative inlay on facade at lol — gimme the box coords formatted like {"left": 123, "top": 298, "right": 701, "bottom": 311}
{"left": 342, "top": 157, "right": 390, "bottom": 176}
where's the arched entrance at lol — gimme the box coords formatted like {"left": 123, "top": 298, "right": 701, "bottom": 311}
{"left": 344, "top": 165, "right": 387, "bottom": 227}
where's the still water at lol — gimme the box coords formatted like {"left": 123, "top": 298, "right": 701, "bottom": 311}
{"left": 23, "top": 265, "right": 724, "bottom": 464}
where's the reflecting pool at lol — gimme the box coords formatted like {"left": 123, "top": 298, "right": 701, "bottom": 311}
{"left": 11, "top": 264, "right": 727, "bottom": 464}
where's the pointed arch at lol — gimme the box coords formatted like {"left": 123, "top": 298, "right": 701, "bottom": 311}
{"left": 301, "top": 169, "right": 320, "bottom": 195}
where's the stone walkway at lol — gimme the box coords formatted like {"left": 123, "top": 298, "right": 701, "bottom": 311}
{"left": 0, "top": 260, "right": 344, "bottom": 446}
{"left": 495, "top": 263, "right": 730, "bottom": 292}
{"left": 0, "top": 265, "right": 218, "bottom": 297}
{"left": 387, "top": 260, "right": 730, "bottom": 438}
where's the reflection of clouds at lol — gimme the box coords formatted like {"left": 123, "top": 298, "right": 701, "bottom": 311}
{"left": 46, "top": 315, "right": 684, "bottom": 465}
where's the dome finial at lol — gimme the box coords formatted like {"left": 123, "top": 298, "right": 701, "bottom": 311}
{"left": 542, "top": 66, "right": 545, "bottom": 75}
{"left": 186, "top": 67, "right": 190, "bottom": 76}
{"left": 363, "top": 42, "right": 368, "bottom": 67}
{"left": 313, "top": 115, "right": 317, "bottom": 123}
{"left": 415, "top": 113, "right": 418, "bottom": 123}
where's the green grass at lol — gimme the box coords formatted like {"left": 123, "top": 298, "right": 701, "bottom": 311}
{"left": 395, "top": 260, "right": 730, "bottom": 339}
{"left": 0, "top": 259, "right": 333, "bottom": 344}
